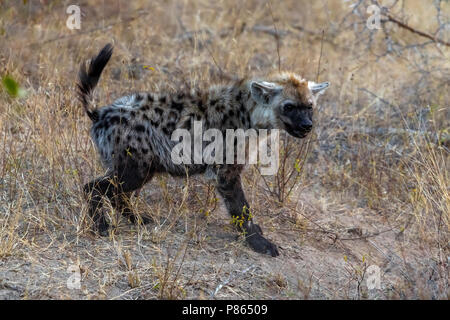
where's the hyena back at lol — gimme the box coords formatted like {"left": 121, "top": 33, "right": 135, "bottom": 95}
{"left": 78, "top": 44, "right": 329, "bottom": 257}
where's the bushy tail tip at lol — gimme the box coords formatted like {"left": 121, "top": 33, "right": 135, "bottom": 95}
{"left": 77, "top": 44, "right": 113, "bottom": 122}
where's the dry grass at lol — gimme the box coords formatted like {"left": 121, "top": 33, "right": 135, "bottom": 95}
{"left": 0, "top": 0, "right": 448, "bottom": 299}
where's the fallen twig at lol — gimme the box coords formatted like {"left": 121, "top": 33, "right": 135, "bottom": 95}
{"left": 211, "top": 264, "right": 255, "bottom": 298}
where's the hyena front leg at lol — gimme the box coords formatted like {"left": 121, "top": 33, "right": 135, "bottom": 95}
{"left": 216, "top": 165, "right": 279, "bottom": 257}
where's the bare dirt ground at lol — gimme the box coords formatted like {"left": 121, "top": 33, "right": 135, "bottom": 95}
{"left": 0, "top": 174, "right": 444, "bottom": 299}
{"left": 0, "top": 0, "right": 448, "bottom": 299}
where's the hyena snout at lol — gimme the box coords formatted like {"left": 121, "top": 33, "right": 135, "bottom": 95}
{"left": 298, "top": 117, "right": 312, "bottom": 132}
{"left": 282, "top": 112, "right": 314, "bottom": 138}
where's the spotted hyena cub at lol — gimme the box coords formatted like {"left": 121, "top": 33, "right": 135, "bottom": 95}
{"left": 78, "top": 44, "right": 329, "bottom": 257}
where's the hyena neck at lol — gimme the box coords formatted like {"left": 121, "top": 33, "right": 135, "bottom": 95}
{"left": 205, "top": 79, "right": 256, "bottom": 131}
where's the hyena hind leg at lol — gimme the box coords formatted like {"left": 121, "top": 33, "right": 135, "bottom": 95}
{"left": 109, "top": 192, "right": 152, "bottom": 225}
{"left": 83, "top": 175, "right": 115, "bottom": 236}
{"left": 84, "top": 174, "right": 152, "bottom": 236}
{"left": 110, "top": 163, "right": 155, "bottom": 226}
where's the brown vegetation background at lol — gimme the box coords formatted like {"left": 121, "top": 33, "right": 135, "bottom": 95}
{"left": 0, "top": 0, "right": 448, "bottom": 299}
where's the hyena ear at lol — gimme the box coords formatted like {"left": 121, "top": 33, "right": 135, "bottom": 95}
{"left": 250, "top": 81, "right": 283, "bottom": 105}
{"left": 308, "top": 81, "right": 330, "bottom": 97}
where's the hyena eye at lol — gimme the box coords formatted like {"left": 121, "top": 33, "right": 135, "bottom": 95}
{"left": 283, "top": 103, "right": 295, "bottom": 112}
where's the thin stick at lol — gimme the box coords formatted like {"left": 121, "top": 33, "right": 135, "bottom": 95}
{"left": 267, "top": 1, "right": 281, "bottom": 72}
{"left": 204, "top": 40, "right": 225, "bottom": 78}
{"left": 316, "top": 30, "right": 324, "bottom": 82}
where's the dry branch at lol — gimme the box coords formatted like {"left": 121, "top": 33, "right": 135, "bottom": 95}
{"left": 384, "top": 13, "right": 450, "bottom": 47}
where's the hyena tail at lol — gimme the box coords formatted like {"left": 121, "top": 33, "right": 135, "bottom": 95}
{"left": 77, "top": 44, "right": 113, "bottom": 122}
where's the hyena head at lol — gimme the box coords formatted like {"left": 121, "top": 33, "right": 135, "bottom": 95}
{"left": 249, "top": 72, "right": 330, "bottom": 138}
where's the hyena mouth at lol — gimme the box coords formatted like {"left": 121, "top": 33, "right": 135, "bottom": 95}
{"left": 284, "top": 122, "right": 311, "bottom": 139}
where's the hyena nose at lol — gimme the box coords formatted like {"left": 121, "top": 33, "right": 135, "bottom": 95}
{"left": 300, "top": 122, "right": 312, "bottom": 132}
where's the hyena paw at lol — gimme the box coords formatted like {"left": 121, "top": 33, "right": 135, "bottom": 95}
{"left": 245, "top": 224, "right": 279, "bottom": 257}
{"left": 128, "top": 214, "right": 152, "bottom": 225}
{"left": 96, "top": 222, "right": 110, "bottom": 237}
